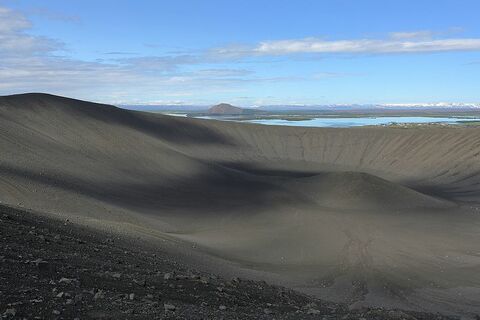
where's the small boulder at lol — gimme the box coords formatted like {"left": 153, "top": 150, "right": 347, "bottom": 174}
{"left": 307, "top": 308, "right": 321, "bottom": 315}
{"left": 59, "top": 277, "right": 75, "bottom": 284}
{"left": 111, "top": 272, "right": 122, "bottom": 279}
{"left": 93, "top": 290, "right": 105, "bottom": 300}
{"left": 3, "top": 308, "right": 16, "bottom": 317}
{"left": 164, "top": 303, "right": 176, "bottom": 312}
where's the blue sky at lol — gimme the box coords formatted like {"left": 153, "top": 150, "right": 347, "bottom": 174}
{"left": 1, "top": 0, "right": 479, "bottom": 105}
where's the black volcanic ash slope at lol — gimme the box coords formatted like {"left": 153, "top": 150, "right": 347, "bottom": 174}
{"left": 1, "top": 93, "right": 480, "bottom": 318}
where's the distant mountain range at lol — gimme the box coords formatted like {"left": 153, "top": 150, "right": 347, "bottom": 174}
{"left": 256, "top": 103, "right": 480, "bottom": 111}
{"left": 121, "top": 102, "right": 480, "bottom": 112}
{"left": 377, "top": 103, "right": 480, "bottom": 109}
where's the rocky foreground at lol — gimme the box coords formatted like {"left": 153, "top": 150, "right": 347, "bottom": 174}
{"left": 0, "top": 204, "right": 458, "bottom": 320}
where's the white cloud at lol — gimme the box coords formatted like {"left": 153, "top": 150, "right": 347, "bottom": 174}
{"left": 389, "top": 31, "right": 434, "bottom": 40}
{"left": 115, "top": 55, "right": 201, "bottom": 74}
{"left": 0, "top": 6, "right": 251, "bottom": 102}
{"left": 251, "top": 38, "right": 480, "bottom": 55}
{"left": 1, "top": 3, "right": 478, "bottom": 105}
{"left": 0, "top": 5, "right": 300, "bottom": 103}
{"left": 0, "top": 6, "right": 63, "bottom": 56}
{"left": 0, "top": 6, "right": 30, "bottom": 32}
{"left": 25, "top": 7, "right": 81, "bottom": 24}
{"left": 192, "top": 68, "right": 253, "bottom": 77}
{"left": 210, "top": 32, "right": 480, "bottom": 57}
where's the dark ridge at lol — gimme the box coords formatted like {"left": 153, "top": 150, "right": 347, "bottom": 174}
{"left": 0, "top": 92, "right": 234, "bottom": 146}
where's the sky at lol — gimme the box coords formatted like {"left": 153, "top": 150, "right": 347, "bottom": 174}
{"left": 0, "top": 0, "right": 480, "bottom": 106}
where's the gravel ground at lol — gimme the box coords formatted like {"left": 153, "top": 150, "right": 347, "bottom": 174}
{"left": 0, "top": 204, "right": 457, "bottom": 320}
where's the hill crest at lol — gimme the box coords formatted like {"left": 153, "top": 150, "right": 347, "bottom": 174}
{"left": 208, "top": 103, "right": 244, "bottom": 115}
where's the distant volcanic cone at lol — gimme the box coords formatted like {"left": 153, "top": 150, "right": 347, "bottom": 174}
{"left": 208, "top": 103, "right": 245, "bottom": 115}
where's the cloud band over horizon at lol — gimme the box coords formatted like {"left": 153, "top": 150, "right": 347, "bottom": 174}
{"left": 0, "top": 3, "right": 479, "bottom": 105}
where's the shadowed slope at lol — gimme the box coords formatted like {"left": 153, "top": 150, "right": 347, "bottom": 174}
{"left": 188, "top": 121, "right": 480, "bottom": 203}
{"left": 0, "top": 94, "right": 302, "bottom": 225}
{"left": 286, "top": 171, "right": 452, "bottom": 210}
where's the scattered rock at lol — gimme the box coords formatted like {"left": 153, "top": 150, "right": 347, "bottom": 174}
{"left": 93, "top": 289, "right": 105, "bottom": 300}
{"left": 0, "top": 204, "right": 456, "bottom": 320}
{"left": 307, "top": 308, "right": 321, "bottom": 315}
{"left": 32, "top": 258, "right": 49, "bottom": 271}
{"left": 59, "top": 277, "right": 75, "bottom": 284}
{"left": 164, "top": 303, "right": 176, "bottom": 312}
{"left": 303, "top": 302, "right": 318, "bottom": 310}
{"left": 74, "top": 294, "right": 83, "bottom": 303}
{"left": 133, "top": 278, "right": 146, "bottom": 286}
{"left": 387, "top": 310, "right": 417, "bottom": 320}
{"left": 3, "top": 308, "right": 16, "bottom": 316}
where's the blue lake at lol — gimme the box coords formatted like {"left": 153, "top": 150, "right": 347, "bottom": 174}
{"left": 242, "top": 116, "right": 480, "bottom": 128}
{"left": 164, "top": 113, "right": 480, "bottom": 128}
